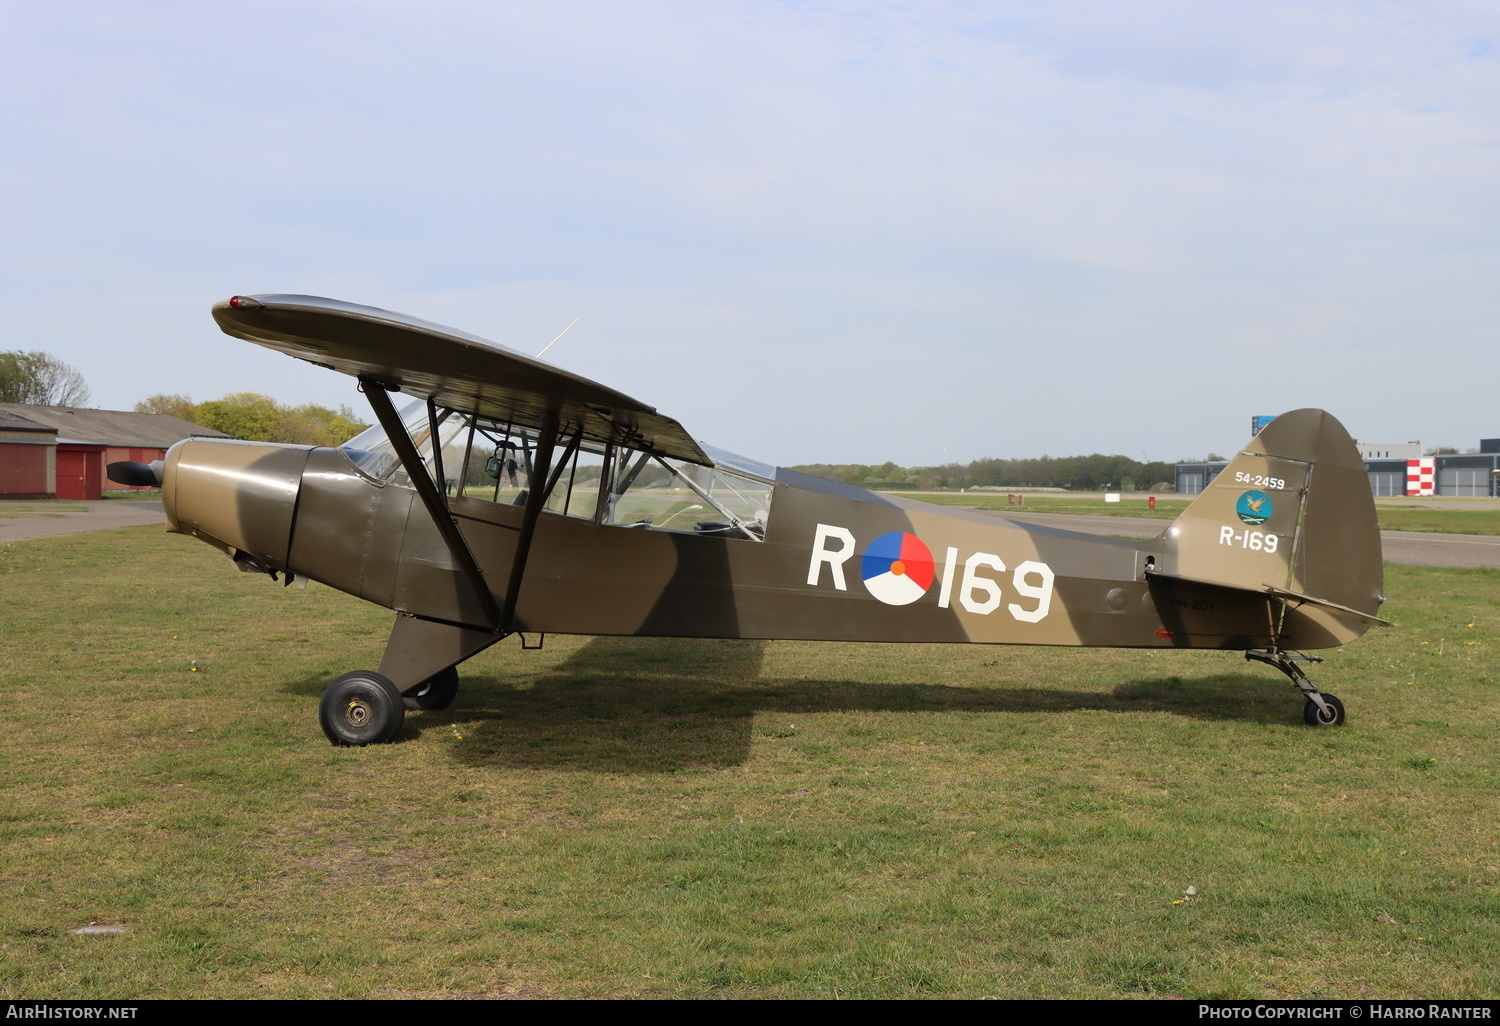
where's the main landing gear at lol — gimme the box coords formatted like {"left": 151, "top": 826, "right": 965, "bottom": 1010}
{"left": 319, "top": 671, "right": 405, "bottom": 746}
{"left": 1245, "top": 649, "right": 1346, "bottom": 727}
{"left": 319, "top": 666, "right": 462, "bottom": 746}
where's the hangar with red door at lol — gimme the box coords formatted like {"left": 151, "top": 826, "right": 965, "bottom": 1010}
{"left": 0, "top": 404, "right": 229, "bottom": 500}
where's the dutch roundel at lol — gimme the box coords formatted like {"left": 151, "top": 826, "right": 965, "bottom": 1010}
{"left": 860, "top": 532, "right": 936, "bottom": 606}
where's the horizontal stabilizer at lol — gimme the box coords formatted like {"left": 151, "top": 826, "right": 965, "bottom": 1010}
{"left": 213, "top": 294, "right": 711, "bottom": 466}
{"left": 1262, "top": 585, "right": 1393, "bottom": 628}
{"left": 1149, "top": 569, "right": 1392, "bottom": 629}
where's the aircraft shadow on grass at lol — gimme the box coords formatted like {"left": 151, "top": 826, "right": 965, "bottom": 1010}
{"left": 291, "top": 635, "right": 1303, "bottom": 773}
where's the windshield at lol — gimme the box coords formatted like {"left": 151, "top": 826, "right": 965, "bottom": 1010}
{"left": 340, "top": 399, "right": 469, "bottom": 485}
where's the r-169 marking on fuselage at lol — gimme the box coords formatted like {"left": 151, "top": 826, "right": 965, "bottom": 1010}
{"left": 807, "top": 524, "right": 1056, "bottom": 622}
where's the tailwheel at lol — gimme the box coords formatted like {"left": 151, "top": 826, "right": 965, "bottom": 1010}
{"left": 403, "top": 666, "right": 459, "bottom": 711}
{"left": 320, "top": 671, "right": 405, "bottom": 746}
{"left": 1303, "top": 692, "right": 1346, "bottom": 727}
{"left": 1245, "top": 649, "right": 1346, "bottom": 728}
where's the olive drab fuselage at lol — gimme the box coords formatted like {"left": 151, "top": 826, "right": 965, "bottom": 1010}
{"left": 159, "top": 410, "right": 1381, "bottom": 662}
{"left": 121, "top": 294, "right": 1386, "bottom": 742}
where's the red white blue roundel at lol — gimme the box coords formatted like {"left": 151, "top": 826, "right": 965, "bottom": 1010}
{"left": 861, "top": 532, "right": 936, "bottom": 605}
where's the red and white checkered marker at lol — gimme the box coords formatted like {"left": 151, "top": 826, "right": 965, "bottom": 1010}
{"left": 1406, "top": 458, "right": 1435, "bottom": 496}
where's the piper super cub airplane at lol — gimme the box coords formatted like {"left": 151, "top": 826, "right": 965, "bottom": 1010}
{"left": 108, "top": 295, "right": 1389, "bottom": 746}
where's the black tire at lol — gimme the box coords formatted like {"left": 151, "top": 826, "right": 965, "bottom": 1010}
{"left": 1303, "top": 693, "right": 1346, "bottom": 727}
{"left": 320, "top": 671, "right": 405, "bottom": 746}
{"left": 403, "top": 666, "right": 459, "bottom": 711}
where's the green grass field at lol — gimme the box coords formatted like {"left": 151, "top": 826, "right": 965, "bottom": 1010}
{"left": 1, "top": 527, "right": 1497, "bottom": 999}
{"left": 897, "top": 493, "right": 1500, "bottom": 536}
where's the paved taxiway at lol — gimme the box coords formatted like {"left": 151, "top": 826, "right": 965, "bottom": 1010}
{"left": 0, "top": 500, "right": 168, "bottom": 544}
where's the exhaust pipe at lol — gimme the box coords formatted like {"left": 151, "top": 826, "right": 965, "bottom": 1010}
{"left": 106, "top": 460, "right": 165, "bottom": 488}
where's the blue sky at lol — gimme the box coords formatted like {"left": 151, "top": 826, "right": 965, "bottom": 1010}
{"left": 3, "top": 1, "right": 1496, "bottom": 466}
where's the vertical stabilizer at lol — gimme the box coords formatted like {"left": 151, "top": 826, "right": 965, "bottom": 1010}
{"left": 1150, "top": 410, "right": 1385, "bottom": 647}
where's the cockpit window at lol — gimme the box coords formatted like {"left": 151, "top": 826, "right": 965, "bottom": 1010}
{"left": 456, "top": 418, "right": 549, "bottom": 506}
{"left": 340, "top": 400, "right": 469, "bottom": 487}
{"left": 699, "top": 443, "right": 776, "bottom": 482}
{"left": 345, "top": 402, "right": 772, "bottom": 539}
{"left": 604, "top": 452, "right": 770, "bottom": 539}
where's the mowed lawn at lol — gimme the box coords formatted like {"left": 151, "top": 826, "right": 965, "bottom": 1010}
{"left": 1, "top": 527, "right": 1496, "bottom": 999}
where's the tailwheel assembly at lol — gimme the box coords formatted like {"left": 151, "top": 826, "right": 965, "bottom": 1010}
{"left": 1302, "top": 692, "right": 1345, "bottom": 727}
{"left": 1246, "top": 649, "right": 1346, "bottom": 727}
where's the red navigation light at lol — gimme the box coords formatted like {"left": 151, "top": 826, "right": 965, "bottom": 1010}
{"left": 227, "top": 295, "right": 263, "bottom": 310}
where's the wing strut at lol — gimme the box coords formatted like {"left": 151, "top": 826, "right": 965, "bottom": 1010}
{"left": 426, "top": 397, "right": 448, "bottom": 497}
{"left": 361, "top": 378, "right": 503, "bottom": 629}
{"left": 499, "top": 412, "right": 560, "bottom": 634}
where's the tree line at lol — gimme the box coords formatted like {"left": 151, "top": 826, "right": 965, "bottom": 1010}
{"left": 789, "top": 454, "right": 1181, "bottom": 492}
{"left": 3, "top": 347, "right": 370, "bottom": 447}
{"left": 8, "top": 348, "right": 1188, "bottom": 480}
{"left": 135, "top": 393, "right": 370, "bottom": 447}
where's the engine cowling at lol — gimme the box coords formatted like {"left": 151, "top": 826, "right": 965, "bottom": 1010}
{"left": 161, "top": 439, "right": 314, "bottom": 574}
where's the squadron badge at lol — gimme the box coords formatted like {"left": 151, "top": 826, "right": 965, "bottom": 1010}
{"left": 1236, "top": 490, "right": 1273, "bottom": 526}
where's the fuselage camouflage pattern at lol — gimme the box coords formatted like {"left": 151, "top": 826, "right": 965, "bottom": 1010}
{"left": 113, "top": 296, "right": 1386, "bottom": 742}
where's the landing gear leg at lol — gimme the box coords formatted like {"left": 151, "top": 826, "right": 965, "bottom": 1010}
{"left": 1245, "top": 649, "right": 1345, "bottom": 727}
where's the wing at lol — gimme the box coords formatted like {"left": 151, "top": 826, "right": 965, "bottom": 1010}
{"left": 212, "top": 294, "right": 711, "bottom": 466}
